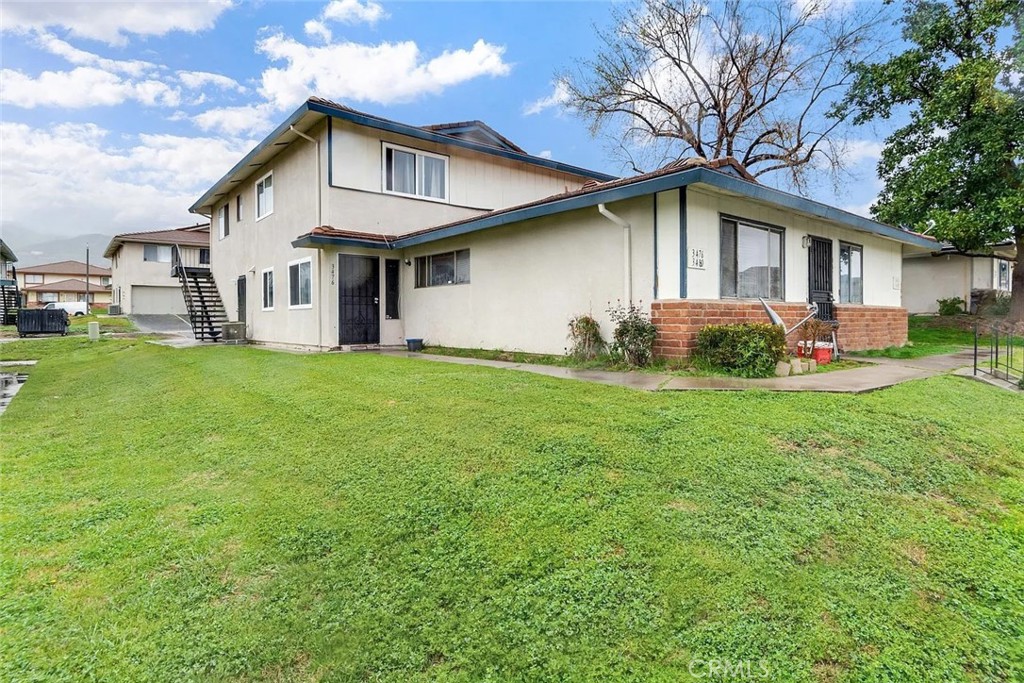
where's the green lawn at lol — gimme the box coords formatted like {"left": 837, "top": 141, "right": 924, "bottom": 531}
{"left": 0, "top": 314, "right": 135, "bottom": 339}
{"left": 853, "top": 315, "right": 1019, "bottom": 359}
{"left": 2, "top": 338, "right": 1022, "bottom": 682}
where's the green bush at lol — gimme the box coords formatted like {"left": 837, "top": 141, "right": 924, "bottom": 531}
{"left": 607, "top": 302, "right": 657, "bottom": 367}
{"left": 987, "top": 293, "right": 1011, "bottom": 317}
{"left": 567, "top": 314, "right": 606, "bottom": 360}
{"left": 694, "top": 323, "right": 788, "bottom": 378}
{"left": 937, "top": 297, "right": 965, "bottom": 316}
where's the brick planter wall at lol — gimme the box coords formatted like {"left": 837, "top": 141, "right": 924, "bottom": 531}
{"left": 651, "top": 299, "right": 908, "bottom": 359}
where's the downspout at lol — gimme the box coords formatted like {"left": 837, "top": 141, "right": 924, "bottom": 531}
{"left": 291, "top": 124, "right": 325, "bottom": 348}
{"left": 597, "top": 204, "right": 632, "bottom": 304}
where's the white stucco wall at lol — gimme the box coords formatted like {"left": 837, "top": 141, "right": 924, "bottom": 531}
{"left": 684, "top": 185, "right": 904, "bottom": 307}
{"left": 399, "top": 196, "right": 656, "bottom": 355}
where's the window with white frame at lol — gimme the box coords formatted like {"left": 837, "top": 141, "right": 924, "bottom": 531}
{"left": 719, "top": 217, "right": 784, "bottom": 299}
{"left": 262, "top": 268, "right": 274, "bottom": 310}
{"left": 40, "top": 292, "right": 58, "bottom": 302}
{"left": 415, "top": 249, "right": 470, "bottom": 288}
{"left": 25, "top": 274, "right": 43, "bottom": 284}
{"left": 256, "top": 172, "right": 274, "bottom": 219}
{"left": 839, "top": 242, "right": 864, "bottom": 304}
{"left": 288, "top": 258, "right": 311, "bottom": 308}
{"left": 383, "top": 143, "right": 448, "bottom": 201}
{"left": 143, "top": 244, "right": 172, "bottom": 263}
{"left": 998, "top": 260, "right": 1010, "bottom": 290}
{"left": 101, "top": 276, "right": 111, "bottom": 286}
{"left": 218, "top": 204, "right": 230, "bottom": 239}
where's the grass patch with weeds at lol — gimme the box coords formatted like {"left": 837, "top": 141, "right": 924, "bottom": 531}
{"left": 1, "top": 336, "right": 1022, "bottom": 681}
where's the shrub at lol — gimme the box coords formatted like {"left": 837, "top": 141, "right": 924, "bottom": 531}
{"left": 694, "top": 323, "right": 788, "bottom": 378}
{"left": 567, "top": 314, "right": 606, "bottom": 360}
{"left": 987, "top": 293, "right": 1011, "bottom": 317}
{"left": 937, "top": 297, "right": 965, "bottom": 316}
{"left": 607, "top": 302, "right": 657, "bottom": 367}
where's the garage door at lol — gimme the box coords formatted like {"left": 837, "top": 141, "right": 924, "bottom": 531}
{"left": 131, "top": 286, "right": 186, "bottom": 314}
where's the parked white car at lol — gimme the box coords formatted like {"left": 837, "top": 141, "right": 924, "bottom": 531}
{"left": 42, "top": 302, "right": 89, "bottom": 316}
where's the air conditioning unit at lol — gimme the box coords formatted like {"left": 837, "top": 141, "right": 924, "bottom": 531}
{"left": 221, "top": 321, "right": 246, "bottom": 343}
{"left": 108, "top": 304, "right": 122, "bottom": 315}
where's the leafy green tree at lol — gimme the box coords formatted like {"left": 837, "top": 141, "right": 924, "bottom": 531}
{"left": 843, "top": 0, "right": 1024, "bottom": 320}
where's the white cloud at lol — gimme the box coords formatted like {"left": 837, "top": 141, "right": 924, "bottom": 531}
{"left": 0, "top": 67, "right": 180, "bottom": 108}
{"left": 0, "top": 1, "right": 234, "bottom": 46}
{"left": 0, "top": 121, "right": 258, "bottom": 235}
{"left": 193, "top": 103, "right": 278, "bottom": 136}
{"left": 321, "top": 0, "right": 387, "bottom": 25}
{"left": 536, "top": 150, "right": 553, "bottom": 159}
{"left": 304, "top": 19, "right": 333, "bottom": 43}
{"left": 524, "top": 80, "right": 570, "bottom": 116}
{"left": 177, "top": 70, "right": 246, "bottom": 93}
{"left": 34, "top": 32, "right": 156, "bottom": 76}
{"left": 844, "top": 139, "right": 884, "bottom": 164}
{"left": 255, "top": 34, "right": 511, "bottom": 109}
{"left": 841, "top": 200, "right": 875, "bottom": 218}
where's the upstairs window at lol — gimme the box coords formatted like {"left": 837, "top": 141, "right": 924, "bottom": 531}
{"left": 383, "top": 143, "right": 448, "bottom": 202}
{"left": 236, "top": 194, "right": 243, "bottom": 222}
{"left": 101, "top": 276, "right": 111, "bottom": 286}
{"left": 25, "top": 274, "right": 43, "bottom": 284}
{"left": 839, "top": 242, "right": 864, "bottom": 304}
{"left": 199, "top": 248, "right": 211, "bottom": 265}
{"left": 415, "top": 249, "right": 470, "bottom": 288}
{"left": 218, "top": 204, "right": 230, "bottom": 239}
{"left": 720, "top": 217, "right": 784, "bottom": 300}
{"left": 256, "top": 172, "right": 274, "bottom": 220}
{"left": 143, "top": 244, "right": 172, "bottom": 263}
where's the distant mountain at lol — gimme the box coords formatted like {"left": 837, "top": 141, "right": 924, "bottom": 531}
{"left": 5, "top": 232, "right": 114, "bottom": 268}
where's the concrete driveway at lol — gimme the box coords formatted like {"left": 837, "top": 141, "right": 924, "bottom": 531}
{"left": 129, "top": 314, "right": 195, "bottom": 338}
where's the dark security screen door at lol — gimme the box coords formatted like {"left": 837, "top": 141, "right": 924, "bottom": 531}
{"left": 339, "top": 254, "right": 380, "bottom": 345}
{"left": 807, "top": 236, "right": 834, "bottom": 320}
{"left": 236, "top": 276, "right": 246, "bottom": 324}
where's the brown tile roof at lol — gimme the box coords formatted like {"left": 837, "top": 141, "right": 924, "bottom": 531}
{"left": 24, "top": 278, "right": 112, "bottom": 293}
{"left": 104, "top": 224, "right": 210, "bottom": 258}
{"left": 301, "top": 157, "right": 755, "bottom": 245}
{"left": 19, "top": 260, "right": 111, "bottom": 276}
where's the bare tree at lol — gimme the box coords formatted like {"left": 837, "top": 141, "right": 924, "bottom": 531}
{"left": 562, "top": 0, "right": 888, "bottom": 191}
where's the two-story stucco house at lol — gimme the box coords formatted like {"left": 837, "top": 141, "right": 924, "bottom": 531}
{"left": 17, "top": 261, "right": 112, "bottom": 308}
{"left": 104, "top": 225, "right": 210, "bottom": 315}
{"left": 189, "top": 97, "right": 937, "bottom": 356}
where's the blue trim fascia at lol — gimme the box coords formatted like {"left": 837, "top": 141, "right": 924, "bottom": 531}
{"left": 305, "top": 100, "right": 616, "bottom": 182}
{"left": 652, "top": 193, "right": 659, "bottom": 300}
{"left": 327, "top": 116, "right": 333, "bottom": 188}
{"left": 293, "top": 165, "right": 939, "bottom": 253}
{"left": 189, "top": 101, "right": 313, "bottom": 213}
{"left": 679, "top": 186, "right": 688, "bottom": 298}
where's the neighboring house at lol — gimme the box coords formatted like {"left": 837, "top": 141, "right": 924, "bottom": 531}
{"left": 104, "top": 225, "right": 210, "bottom": 314}
{"left": 903, "top": 242, "right": 1015, "bottom": 314}
{"left": 17, "top": 260, "right": 112, "bottom": 307}
{"left": 1, "top": 239, "right": 18, "bottom": 324}
{"left": 189, "top": 97, "right": 937, "bottom": 356}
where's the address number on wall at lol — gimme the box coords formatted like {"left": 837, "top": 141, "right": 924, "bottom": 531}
{"left": 688, "top": 247, "right": 706, "bottom": 270}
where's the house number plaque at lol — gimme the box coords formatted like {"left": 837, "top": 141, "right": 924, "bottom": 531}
{"left": 688, "top": 247, "right": 706, "bottom": 270}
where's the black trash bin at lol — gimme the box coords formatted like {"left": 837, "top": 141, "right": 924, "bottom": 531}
{"left": 16, "top": 309, "right": 69, "bottom": 337}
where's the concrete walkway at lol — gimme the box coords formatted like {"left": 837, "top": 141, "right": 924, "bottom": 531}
{"left": 382, "top": 349, "right": 978, "bottom": 394}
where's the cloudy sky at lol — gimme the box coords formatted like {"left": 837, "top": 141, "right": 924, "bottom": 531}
{"left": 0, "top": 0, "right": 894, "bottom": 247}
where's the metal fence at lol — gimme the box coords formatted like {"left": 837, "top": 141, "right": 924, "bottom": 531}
{"left": 974, "top": 321, "right": 1024, "bottom": 387}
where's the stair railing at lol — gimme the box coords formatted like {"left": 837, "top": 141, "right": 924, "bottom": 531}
{"left": 172, "top": 244, "right": 199, "bottom": 336}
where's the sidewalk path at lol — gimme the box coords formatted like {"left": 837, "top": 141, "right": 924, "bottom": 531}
{"left": 381, "top": 349, "right": 978, "bottom": 394}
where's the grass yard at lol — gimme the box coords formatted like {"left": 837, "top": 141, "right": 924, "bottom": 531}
{"left": 1, "top": 338, "right": 1022, "bottom": 682}
{"left": 0, "top": 314, "right": 135, "bottom": 339}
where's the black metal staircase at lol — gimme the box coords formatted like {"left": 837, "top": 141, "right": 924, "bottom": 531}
{"left": 1, "top": 265, "right": 20, "bottom": 325}
{"left": 171, "top": 245, "right": 227, "bottom": 341}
